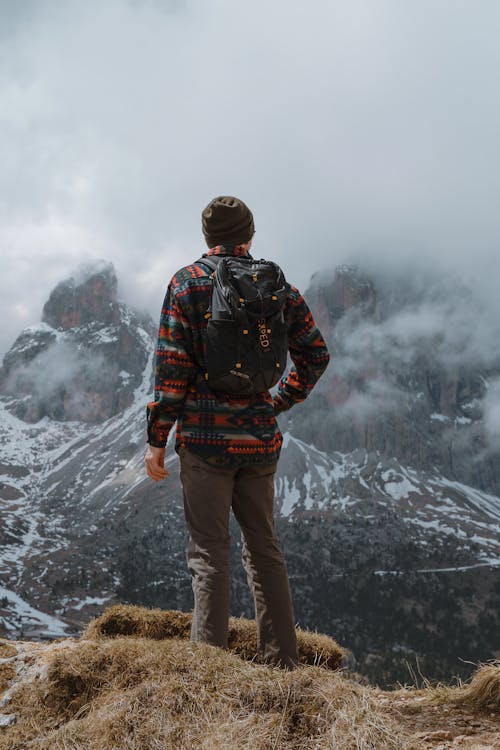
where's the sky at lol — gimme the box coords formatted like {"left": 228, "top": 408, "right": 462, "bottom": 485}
{"left": 1, "top": 0, "right": 500, "bottom": 360}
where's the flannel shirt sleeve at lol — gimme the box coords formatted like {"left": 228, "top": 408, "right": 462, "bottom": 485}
{"left": 146, "top": 281, "right": 195, "bottom": 447}
{"left": 272, "top": 286, "right": 330, "bottom": 415}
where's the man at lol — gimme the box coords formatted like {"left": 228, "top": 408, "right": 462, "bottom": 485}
{"left": 145, "top": 196, "right": 329, "bottom": 668}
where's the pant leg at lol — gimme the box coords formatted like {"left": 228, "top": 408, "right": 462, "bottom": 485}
{"left": 179, "top": 447, "right": 236, "bottom": 648}
{"left": 232, "top": 462, "right": 298, "bottom": 668}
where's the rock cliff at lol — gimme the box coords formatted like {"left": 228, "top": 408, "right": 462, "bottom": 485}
{"left": 0, "top": 262, "right": 155, "bottom": 423}
{"left": 288, "top": 265, "right": 500, "bottom": 495}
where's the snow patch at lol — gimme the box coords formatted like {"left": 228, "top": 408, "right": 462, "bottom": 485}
{"left": 0, "top": 585, "right": 68, "bottom": 636}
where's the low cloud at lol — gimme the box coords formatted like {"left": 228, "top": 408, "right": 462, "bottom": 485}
{"left": 2, "top": 340, "right": 115, "bottom": 421}
{"left": 335, "top": 377, "right": 406, "bottom": 423}
{"left": 332, "top": 267, "right": 500, "bottom": 369}
{"left": 4, "top": 340, "right": 111, "bottom": 391}
{"left": 316, "top": 265, "right": 500, "bottom": 424}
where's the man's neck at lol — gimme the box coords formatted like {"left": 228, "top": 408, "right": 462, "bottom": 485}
{"left": 206, "top": 244, "right": 252, "bottom": 258}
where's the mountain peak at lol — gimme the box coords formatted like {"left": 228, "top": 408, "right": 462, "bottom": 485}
{"left": 0, "top": 260, "right": 154, "bottom": 423}
{"left": 42, "top": 260, "right": 118, "bottom": 330}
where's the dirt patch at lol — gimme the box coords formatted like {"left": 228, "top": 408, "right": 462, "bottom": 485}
{"left": 0, "top": 464, "right": 29, "bottom": 478}
{"left": 0, "top": 483, "right": 24, "bottom": 500}
{"left": 377, "top": 682, "right": 500, "bottom": 749}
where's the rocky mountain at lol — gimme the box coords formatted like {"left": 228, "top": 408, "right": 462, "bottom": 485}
{"left": 289, "top": 265, "right": 500, "bottom": 494}
{"left": 0, "top": 261, "right": 498, "bottom": 687}
{"left": 0, "top": 261, "right": 154, "bottom": 423}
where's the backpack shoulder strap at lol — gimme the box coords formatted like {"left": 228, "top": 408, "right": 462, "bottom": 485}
{"left": 196, "top": 255, "right": 222, "bottom": 275}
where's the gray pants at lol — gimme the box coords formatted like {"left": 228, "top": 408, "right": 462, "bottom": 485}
{"left": 179, "top": 446, "right": 298, "bottom": 668}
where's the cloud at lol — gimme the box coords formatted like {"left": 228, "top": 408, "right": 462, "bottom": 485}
{"left": 314, "top": 263, "right": 500, "bottom": 424}
{"left": 1, "top": 0, "right": 500, "bottom": 361}
{"left": 2, "top": 338, "right": 121, "bottom": 422}
{"left": 334, "top": 377, "right": 407, "bottom": 423}
{"left": 328, "top": 262, "right": 500, "bottom": 370}
{"left": 338, "top": 298, "right": 500, "bottom": 373}
{"left": 3, "top": 340, "right": 111, "bottom": 399}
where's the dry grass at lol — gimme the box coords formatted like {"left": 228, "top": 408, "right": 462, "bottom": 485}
{"left": 447, "top": 662, "right": 500, "bottom": 711}
{"left": 2, "top": 608, "right": 497, "bottom": 749}
{"left": 0, "top": 641, "right": 17, "bottom": 658}
{"left": 0, "top": 662, "right": 16, "bottom": 693}
{"left": 0, "top": 635, "right": 409, "bottom": 750}
{"left": 83, "top": 603, "right": 345, "bottom": 670}
{"left": 394, "top": 661, "right": 500, "bottom": 715}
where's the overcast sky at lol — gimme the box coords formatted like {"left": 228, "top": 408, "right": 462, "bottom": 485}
{"left": 1, "top": 0, "right": 500, "bottom": 358}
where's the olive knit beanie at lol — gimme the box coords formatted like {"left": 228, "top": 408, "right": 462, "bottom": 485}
{"left": 202, "top": 196, "right": 255, "bottom": 247}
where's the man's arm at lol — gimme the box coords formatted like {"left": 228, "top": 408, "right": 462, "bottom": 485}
{"left": 273, "top": 286, "right": 330, "bottom": 414}
{"left": 145, "top": 281, "right": 194, "bottom": 480}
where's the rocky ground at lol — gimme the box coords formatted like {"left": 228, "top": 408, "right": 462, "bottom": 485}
{"left": 377, "top": 688, "right": 499, "bottom": 749}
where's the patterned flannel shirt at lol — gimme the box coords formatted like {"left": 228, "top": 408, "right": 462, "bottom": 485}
{"left": 146, "top": 245, "right": 330, "bottom": 466}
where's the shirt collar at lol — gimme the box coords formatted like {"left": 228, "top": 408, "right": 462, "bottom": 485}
{"left": 206, "top": 244, "right": 252, "bottom": 258}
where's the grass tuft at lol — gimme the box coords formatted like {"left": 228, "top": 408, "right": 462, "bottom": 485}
{"left": 452, "top": 662, "right": 500, "bottom": 711}
{"left": 83, "top": 604, "right": 345, "bottom": 670}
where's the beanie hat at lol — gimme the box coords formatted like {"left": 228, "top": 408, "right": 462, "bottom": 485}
{"left": 202, "top": 196, "right": 255, "bottom": 247}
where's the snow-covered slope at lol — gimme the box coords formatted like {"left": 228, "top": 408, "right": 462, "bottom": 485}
{"left": 276, "top": 434, "right": 500, "bottom": 569}
{"left": 0, "top": 324, "right": 156, "bottom": 635}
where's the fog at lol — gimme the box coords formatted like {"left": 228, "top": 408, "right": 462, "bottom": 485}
{"left": 2, "top": 339, "right": 114, "bottom": 418}
{"left": 1, "top": 0, "right": 500, "bottom": 366}
{"left": 331, "top": 268, "right": 500, "bottom": 371}
{"left": 307, "top": 262, "right": 500, "bottom": 441}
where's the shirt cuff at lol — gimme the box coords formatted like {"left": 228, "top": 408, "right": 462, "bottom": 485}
{"left": 146, "top": 403, "right": 174, "bottom": 447}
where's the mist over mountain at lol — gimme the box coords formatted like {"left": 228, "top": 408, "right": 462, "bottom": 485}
{"left": 288, "top": 264, "right": 500, "bottom": 494}
{"left": 0, "top": 261, "right": 154, "bottom": 423}
{"left": 0, "top": 260, "right": 498, "bottom": 688}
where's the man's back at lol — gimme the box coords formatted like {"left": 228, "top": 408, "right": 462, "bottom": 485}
{"left": 147, "top": 243, "right": 330, "bottom": 466}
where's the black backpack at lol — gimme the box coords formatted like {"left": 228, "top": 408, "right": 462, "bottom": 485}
{"left": 198, "top": 255, "right": 290, "bottom": 395}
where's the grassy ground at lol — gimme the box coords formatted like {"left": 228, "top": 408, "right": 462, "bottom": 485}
{"left": 0, "top": 606, "right": 498, "bottom": 749}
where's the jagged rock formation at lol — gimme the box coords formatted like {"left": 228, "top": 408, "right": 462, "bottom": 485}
{"left": 0, "top": 262, "right": 155, "bottom": 423}
{"left": 42, "top": 261, "right": 121, "bottom": 330}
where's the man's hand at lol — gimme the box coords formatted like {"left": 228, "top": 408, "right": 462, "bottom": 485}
{"left": 145, "top": 445, "right": 169, "bottom": 482}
